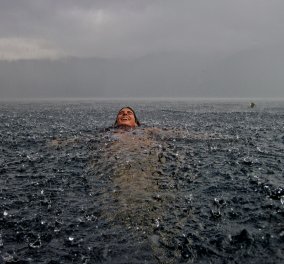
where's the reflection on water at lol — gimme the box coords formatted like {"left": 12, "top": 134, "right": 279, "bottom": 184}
{"left": 0, "top": 100, "right": 283, "bottom": 263}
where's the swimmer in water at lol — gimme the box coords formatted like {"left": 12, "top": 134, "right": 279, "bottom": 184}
{"left": 114, "top": 106, "right": 141, "bottom": 128}
{"left": 112, "top": 106, "right": 186, "bottom": 141}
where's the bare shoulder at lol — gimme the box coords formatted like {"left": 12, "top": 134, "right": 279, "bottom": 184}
{"left": 143, "top": 127, "right": 185, "bottom": 139}
{"left": 142, "top": 127, "right": 229, "bottom": 141}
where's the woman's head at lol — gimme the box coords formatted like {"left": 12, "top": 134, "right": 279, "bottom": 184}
{"left": 114, "top": 106, "right": 140, "bottom": 128}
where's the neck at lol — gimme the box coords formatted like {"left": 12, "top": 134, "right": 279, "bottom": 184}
{"left": 116, "top": 125, "right": 135, "bottom": 130}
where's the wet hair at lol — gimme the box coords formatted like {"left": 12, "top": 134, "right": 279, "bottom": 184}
{"left": 114, "top": 106, "right": 141, "bottom": 127}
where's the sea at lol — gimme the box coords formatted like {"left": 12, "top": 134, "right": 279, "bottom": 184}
{"left": 0, "top": 99, "right": 283, "bottom": 264}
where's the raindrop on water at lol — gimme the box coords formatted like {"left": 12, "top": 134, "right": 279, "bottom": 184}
{"left": 155, "top": 219, "right": 160, "bottom": 228}
{"left": 280, "top": 196, "right": 284, "bottom": 205}
{"left": 2, "top": 252, "right": 14, "bottom": 262}
{"left": 29, "top": 235, "right": 42, "bottom": 249}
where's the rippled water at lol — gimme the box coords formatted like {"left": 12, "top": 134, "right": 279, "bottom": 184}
{"left": 0, "top": 100, "right": 283, "bottom": 263}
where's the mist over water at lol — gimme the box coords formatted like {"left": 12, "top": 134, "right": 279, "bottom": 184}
{"left": 0, "top": 100, "right": 283, "bottom": 263}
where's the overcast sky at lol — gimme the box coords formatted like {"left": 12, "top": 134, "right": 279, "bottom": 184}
{"left": 0, "top": 0, "right": 284, "bottom": 98}
{"left": 0, "top": 0, "right": 283, "bottom": 60}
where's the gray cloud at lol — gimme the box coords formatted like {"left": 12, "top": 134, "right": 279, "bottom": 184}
{"left": 1, "top": 0, "right": 283, "bottom": 59}
{"left": 0, "top": 1, "right": 284, "bottom": 98}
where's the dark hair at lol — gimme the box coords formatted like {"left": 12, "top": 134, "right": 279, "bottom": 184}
{"left": 114, "top": 106, "right": 141, "bottom": 127}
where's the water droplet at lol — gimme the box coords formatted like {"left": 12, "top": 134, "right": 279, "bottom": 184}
{"left": 280, "top": 196, "right": 284, "bottom": 205}
{"left": 3, "top": 211, "right": 8, "bottom": 216}
{"left": 155, "top": 219, "right": 160, "bottom": 228}
{"left": 2, "top": 252, "right": 14, "bottom": 262}
{"left": 68, "top": 236, "right": 74, "bottom": 241}
{"left": 29, "top": 235, "right": 42, "bottom": 248}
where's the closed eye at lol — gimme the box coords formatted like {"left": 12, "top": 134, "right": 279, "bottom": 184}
{"left": 119, "top": 111, "right": 134, "bottom": 115}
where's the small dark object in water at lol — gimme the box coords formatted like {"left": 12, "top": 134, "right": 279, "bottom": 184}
{"left": 232, "top": 229, "right": 253, "bottom": 244}
{"left": 249, "top": 102, "right": 255, "bottom": 108}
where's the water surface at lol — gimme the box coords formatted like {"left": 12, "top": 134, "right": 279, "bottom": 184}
{"left": 0, "top": 100, "right": 283, "bottom": 263}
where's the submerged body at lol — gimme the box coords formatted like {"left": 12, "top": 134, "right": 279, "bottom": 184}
{"left": 91, "top": 127, "right": 182, "bottom": 262}
{"left": 94, "top": 128, "right": 172, "bottom": 226}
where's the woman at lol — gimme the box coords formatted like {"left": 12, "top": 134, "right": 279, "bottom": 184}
{"left": 114, "top": 106, "right": 141, "bottom": 128}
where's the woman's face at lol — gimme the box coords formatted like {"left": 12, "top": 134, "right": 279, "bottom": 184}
{"left": 116, "top": 108, "right": 137, "bottom": 128}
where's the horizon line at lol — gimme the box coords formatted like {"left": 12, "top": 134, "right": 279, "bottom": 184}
{"left": 1, "top": 96, "right": 284, "bottom": 102}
